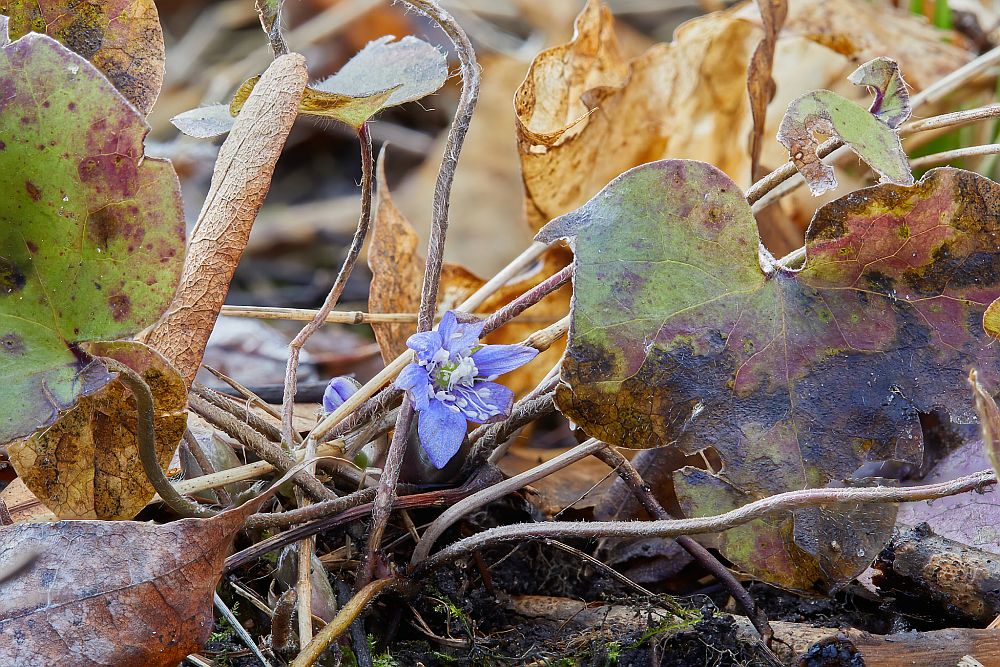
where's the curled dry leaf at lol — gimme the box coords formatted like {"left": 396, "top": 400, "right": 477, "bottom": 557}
{"left": 142, "top": 53, "right": 308, "bottom": 388}
{"left": 8, "top": 341, "right": 187, "bottom": 520}
{"left": 0, "top": 34, "right": 184, "bottom": 445}
{"left": 0, "top": 469, "right": 295, "bottom": 667}
{"left": 538, "top": 160, "right": 1000, "bottom": 591}
{"left": 172, "top": 35, "right": 447, "bottom": 137}
{"left": 368, "top": 152, "right": 569, "bottom": 395}
{"left": 746, "top": 0, "right": 788, "bottom": 181}
{"left": 514, "top": 0, "right": 968, "bottom": 231}
{"left": 0, "top": 0, "right": 165, "bottom": 114}
{"left": 777, "top": 59, "right": 913, "bottom": 196}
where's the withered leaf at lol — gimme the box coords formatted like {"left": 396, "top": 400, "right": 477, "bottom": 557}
{"left": 0, "top": 478, "right": 285, "bottom": 666}
{"left": 0, "top": 34, "right": 184, "bottom": 444}
{"left": 173, "top": 34, "right": 446, "bottom": 137}
{"left": 746, "top": 0, "right": 788, "bottom": 181}
{"left": 1, "top": 0, "right": 165, "bottom": 114}
{"left": 538, "top": 160, "right": 1000, "bottom": 590}
{"left": 777, "top": 58, "right": 914, "bottom": 196}
{"left": 8, "top": 341, "right": 187, "bottom": 520}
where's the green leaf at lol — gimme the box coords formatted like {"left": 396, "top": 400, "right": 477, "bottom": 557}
{"left": 0, "top": 0, "right": 166, "bottom": 114}
{"left": 538, "top": 160, "right": 1000, "bottom": 591}
{"left": 847, "top": 57, "right": 910, "bottom": 129}
{"left": 0, "top": 34, "right": 184, "bottom": 445}
{"left": 778, "top": 57, "right": 914, "bottom": 196}
{"left": 172, "top": 35, "right": 447, "bottom": 137}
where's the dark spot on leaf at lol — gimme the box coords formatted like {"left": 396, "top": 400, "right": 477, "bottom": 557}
{"left": 0, "top": 258, "right": 26, "bottom": 294}
{"left": 864, "top": 270, "right": 894, "bottom": 296}
{"left": 107, "top": 290, "right": 131, "bottom": 321}
{"left": 67, "top": 102, "right": 76, "bottom": 111}
{"left": 62, "top": 15, "right": 104, "bottom": 61}
{"left": 0, "top": 333, "right": 25, "bottom": 356}
{"left": 24, "top": 181, "right": 40, "bottom": 201}
{"left": 25, "top": 241, "right": 37, "bottom": 253}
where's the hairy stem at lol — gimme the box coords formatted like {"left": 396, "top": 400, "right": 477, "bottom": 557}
{"left": 417, "top": 470, "right": 997, "bottom": 574}
{"left": 283, "top": 123, "right": 374, "bottom": 447}
{"left": 591, "top": 446, "right": 772, "bottom": 643}
{"left": 100, "top": 359, "right": 216, "bottom": 519}
{"left": 410, "top": 439, "right": 606, "bottom": 565}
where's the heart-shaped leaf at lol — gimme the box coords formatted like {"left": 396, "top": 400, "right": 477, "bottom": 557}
{"left": 778, "top": 58, "right": 913, "bottom": 196}
{"left": 8, "top": 341, "right": 187, "bottom": 520}
{"left": 172, "top": 35, "right": 447, "bottom": 137}
{"left": 0, "top": 0, "right": 166, "bottom": 114}
{"left": 0, "top": 34, "right": 185, "bottom": 445}
{"left": 538, "top": 160, "right": 1000, "bottom": 591}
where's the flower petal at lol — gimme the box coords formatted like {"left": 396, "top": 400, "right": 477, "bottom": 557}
{"left": 470, "top": 344, "right": 539, "bottom": 378}
{"left": 406, "top": 330, "right": 444, "bottom": 364}
{"left": 438, "top": 310, "right": 485, "bottom": 355}
{"left": 453, "top": 380, "right": 514, "bottom": 424}
{"left": 417, "top": 399, "right": 468, "bottom": 468}
{"left": 395, "top": 363, "right": 430, "bottom": 411}
{"left": 322, "top": 376, "right": 360, "bottom": 415}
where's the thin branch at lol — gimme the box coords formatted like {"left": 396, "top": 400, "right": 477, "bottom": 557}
{"left": 220, "top": 305, "right": 559, "bottom": 325}
{"left": 245, "top": 487, "right": 378, "bottom": 530}
{"left": 481, "top": 265, "right": 572, "bottom": 335}
{"left": 908, "top": 143, "right": 1000, "bottom": 169}
{"left": 256, "top": 0, "right": 290, "bottom": 58}
{"left": 189, "top": 393, "right": 337, "bottom": 502}
{"left": 410, "top": 439, "right": 606, "bottom": 565}
{"left": 225, "top": 469, "right": 502, "bottom": 572}
{"left": 100, "top": 359, "right": 216, "bottom": 519}
{"left": 417, "top": 470, "right": 997, "bottom": 574}
{"left": 591, "top": 446, "right": 773, "bottom": 643}
{"left": 465, "top": 390, "right": 556, "bottom": 468}
{"left": 360, "top": 0, "right": 482, "bottom": 587}
{"left": 215, "top": 592, "right": 274, "bottom": 667}
{"left": 283, "top": 124, "right": 375, "bottom": 447}
{"left": 291, "top": 578, "right": 400, "bottom": 667}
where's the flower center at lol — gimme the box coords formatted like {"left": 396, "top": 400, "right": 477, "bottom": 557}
{"left": 434, "top": 354, "right": 478, "bottom": 390}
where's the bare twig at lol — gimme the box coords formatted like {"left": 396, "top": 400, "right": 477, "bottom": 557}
{"left": 256, "top": 0, "right": 289, "bottom": 58}
{"left": 466, "top": 390, "right": 556, "bottom": 468}
{"left": 480, "top": 265, "right": 572, "bottom": 336}
{"left": 283, "top": 124, "right": 375, "bottom": 447}
{"left": 246, "top": 488, "right": 378, "bottom": 530}
{"left": 360, "top": 0, "right": 481, "bottom": 587}
{"left": 908, "top": 143, "right": 1000, "bottom": 169}
{"left": 418, "top": 470, "right": 997, "bottom": 574}
{"left": 100, "top": 359, "right": 217, "bottom": 519}
{"left": 189, "top": 393, "right": 336, "bottom": 502}
{"left": 591, "top": 446, "right": 773, "bottom": 644}
{"left": 291, "top": 578, "right": 400, "bottom": 667}
{"left": 203, "top": 365, "right": 285, "bottom": 426}
{"left": 410, "top": 439, "right": 606, "bottom": 565}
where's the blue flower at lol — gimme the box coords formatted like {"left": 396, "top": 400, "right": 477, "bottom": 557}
{"left": 323, "top": 376, "right": 360, "bottom": 415}
{"left": 394, "top": 311, "right": 539, "bottom": 469}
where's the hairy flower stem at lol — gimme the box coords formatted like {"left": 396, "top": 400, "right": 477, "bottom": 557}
{"left": 416, "top": 470, "right": 997, "bottom": 576}
{"left": 591, "top": 446, "right": 773, "bottom": 643}
{"left": 100, "top": 359, "right": 216, "bottom": 519}
{"left": 282, "top": 123, "right": 374, "bottom": 448}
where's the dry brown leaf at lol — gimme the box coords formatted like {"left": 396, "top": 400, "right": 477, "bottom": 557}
{"left": 0, "top": 482, "right": 279, "bottom": 666}
{"left": 747, "top": 0, "right": 788, "bottom": 182}
{"left": 515, "top": 0, "right": 970, "bottom": 242}
{"left": 7, "top": 341, "right": 186, "bottom": 520}
{"left": 368, "top": 158, "right": 570, "bottom": 395}
{"left": 500, "top": 443, "right": 616, "bottom": 516}
{"left": 141, "top": 53, "right": 307, "bottom": 387}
